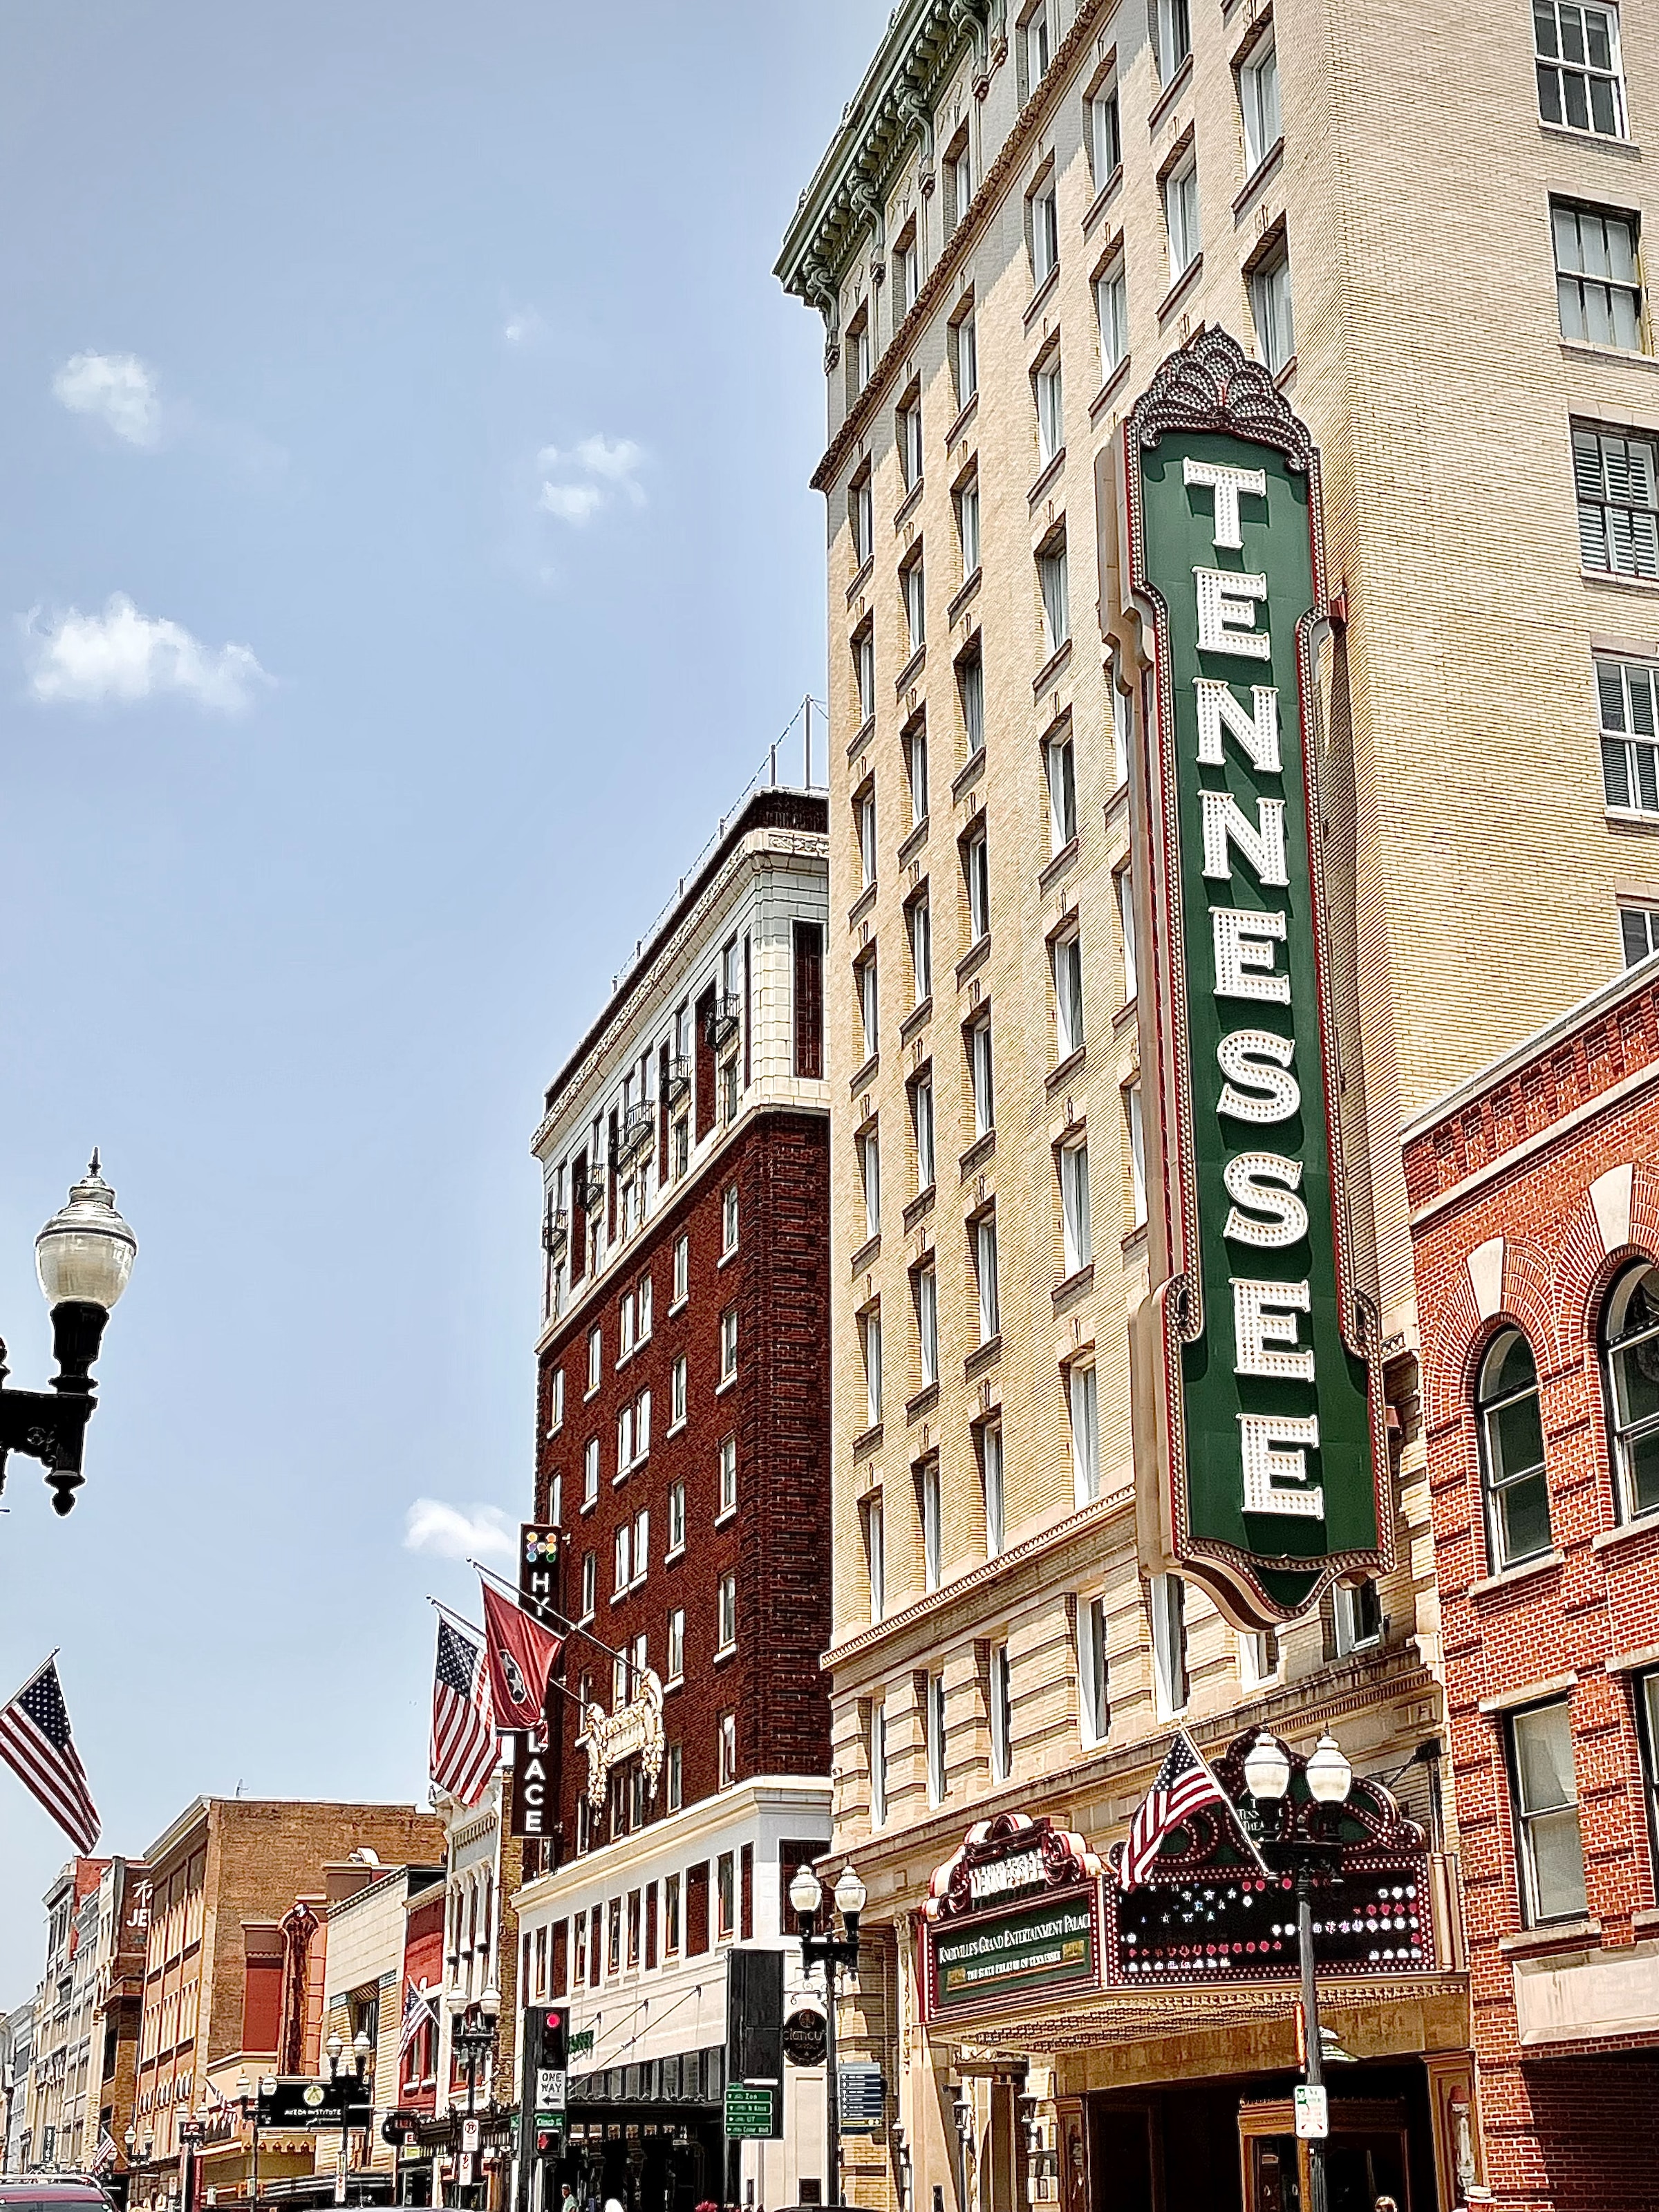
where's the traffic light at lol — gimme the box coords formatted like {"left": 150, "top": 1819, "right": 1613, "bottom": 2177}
{"left": 521, "top": 2004, "right": 568, "bottom": 2153}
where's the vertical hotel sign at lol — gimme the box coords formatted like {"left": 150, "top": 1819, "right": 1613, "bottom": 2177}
{"left": 1119, "top": 331, "right": 1386, "bottom": 1629}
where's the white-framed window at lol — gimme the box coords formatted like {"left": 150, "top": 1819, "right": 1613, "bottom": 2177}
{"left": 1576, "top": 422, "right": 1659, "bottom": 578}
{"left": 617, "top": 1402, "right": 634, "bottom": 1472}
{"left": 1156, "top": 0, "right": 1191, "bottom": 79}
{"left": 907, "top": 718, "right": 930, "bottom": 824}
{"left": 959, "top": 650, "right": 985, "bottom": 753}
{"left": 1555, "top": 201, "right": 1644, "bottom": 350}
{"left": 1477, "top": 1329, "right": 1553, "bottom": 1569}
{"left": 908, "top": 890, "right": 932, "bottom": 1003}
{"left": 969, "top": 1015, "right": 995, "bottom": 1138}
{"left": 1333, "top": 1578, "right": 1383, "bottom": 1654}
{"left": 721, "top": 1183, "right": 738, "bottom": 1257}
{"left": 1252, "top": 249, "right": 1295, "bottom": 373}
{"left": 1510, "top": 1699, "right": 1588, "bottom": 1924}
{"left": 981, "top": 1421, "right": 1005, "bottom": 1556}
{"left": 671, "top": 1353, "right": 687, "bottom": 1428}
{"left": 1030, "top": 180, "right": 1059, "bottom": 286}
{"left": 1601, "top": 1263, "right": 1659, "bottom": 1518}
{"left": 1238, "top": 1627, "right": 1280, "bottom": 1689}
{"left": 583, "top": 1436, "right": 600, "bottom": 1507}
{"left": 1096, "top": 264, "right": 1127, "bottom": 376}
{"left": 989, "top": 1644, "right": 1013, "bottom": 1781}
{"left": 1150, "top": 1573, "right": 1189, "bottom": 1716}
{"left": 926, "top": 1672, "right": 947, "bottom": 1804}
{"left": 849, "top": 469, "right": 874, "bottom": 568}
{"left": 666, "top": 1739, "right": 684, "bottom": 1811}
{"left": 720, "top": 1304, "right": 738, "bottom": 1382}
{"left": 861, "top": 1128, "right": 882, "bottom": 1239}
{"left": 549, "top": 1367, "right": 565, "bottom": 1435}
{"left": 718, "top": 1571, "right": 737, "bottom": 1653}
{"left": 1599, "top": 655, "right": 1659, "bottom": 814}
{"left": 1078, "top": 1594, "right": 1109, "bottom": 1746}
{"left": 964, "top": 819, "right": 991, "bottom": 941}
{"left": 1110, "top": 669, "right": 1131, "bottom": 787}
{"left": 859, "top": 951, "right": 880, "bottom": 1061}
{"left": 1240, "top": 39, "right": 1281, "bottom": 172}
{"left": 854, "top": 625, "right": 877, "bottom": 724}
{"left": 1116, "top": 866, "right": 1137, "bottom": 1002}
{"left": 862, "top": 1309, "right": 884, "bottom": 1427}
{"left": 869, "top": 1701, "right": 888, "bottom": 1828}
{"left": 668, "top": 1477, "right": 686, "bottom": 1554}
{"left": 587, "top": 1326, "right": 603, "bottom": 1395}
{"left": 719, "top": 1711, "right": 738, "bottom": 1788}
{"left": 921, "top": 1459, "right": 942, "bottom": 1591}
{"left": 550, "top": 1470, "right": 563, "bottom": 1527}
{"left": 903, "top": 554, "right": 927, "bottom": 653}
{"left": 915, "top": 1262, "right": 939, "bottom": 1389}
{"left": 581, "top": 1549, "right": 597, "bottom": 1620}
{"left": 1021, "top": 0, "right": 1055, "bottom": 92}
{"left": 673, "top": 1231, "right": 689, "bottom": 1304}
{"left": 1040, "top": 537, "right": 1070, "bottom": 653}
{"left": 863, "top": 1491, "right": 885, "bottom": 1620}
{"left": 857, "top": 785, "right": 878, "bottom": 888}
{"left": 1623, "top": 903, "right": 1659, "bottom": 965}
{"left": 1535, "top": 2, "right": 1626, "bottom": 138}
{"left": 1035, "top": 353, "right": 1064, "bottom": 465}
{"left": 948, "top": 137, "right": 974, "bottom": 232}
{"left": 637, "top": 1271, "right": 652, "bottom": 1339}
{"left": 1060, "top": 1138, "right": 1092, "bottom": 1275}
{"left": 1046, "top": 729, "right": 1077, "bottom": 850}
{"left": 892, "top": 227, "right": 918, "bottom": 322}
{"left": 898, "top": 393, "right": 924, "bottom": 488}
{"left": 1053, "top": 932, "right": 1085, "bottom": 1060}
{"left": 1069, "top": 1359, "right": 1100, "bottom": 1503}
{"left": 614, "top": 1521, "right": 632, "bottom": 1595}
{"left": 632, "top": 1506, "right": 650, "bottom": 1580}
{"left": 1165, "top": 159, "right": 1200, "bottom": 279}
{"left": 663, "top": 1866, "right": 682, "bottom": 1946}
{"left": 845, "top": 306, "right": 872, "bottom": 402}
{"left": 1090, "top": 82, "right": 1121, "bottom": 182}
{"left": 666, "top": 1608, "right": 685, "bottom": 1683}
{"left": 976, "top": 1215, "right": 1000, "bottom": 1342}
{"left": 953, "top": 305, "right": 978, "bottom": 407}
{"left": 912, "top": 1068, "right": 936, "bottom": 1192}
{"left": 1126, "top": 1082, "right": 1147, "bottom": 1228}
{"left": 957, "top": 474, "right": 981, "bottom": 577}
{"left": 719, "top": 1432, "right": 738, "bottom": 1515}
{"left": 619, "top": 1284, "right": 637, "bottom": 1358}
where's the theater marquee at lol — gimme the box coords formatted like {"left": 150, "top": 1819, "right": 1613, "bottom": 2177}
{"left": 1116, "top": 330, "right": 1388, "bottom": 1629}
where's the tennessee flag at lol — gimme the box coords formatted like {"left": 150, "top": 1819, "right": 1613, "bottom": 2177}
{"left": 480, "top": 1581, "right": 563, "bottom": 1736}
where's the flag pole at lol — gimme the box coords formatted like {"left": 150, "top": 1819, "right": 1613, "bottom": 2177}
{"left": 0, "top": 1649, "right": 61, "bottom": 1709}
{"left": 467, "top": 1555, "right": 639, "bottom": 1678}
{"left": 432, "top": 1592, "right": 586, "bottom": 1710}
{"left": 1184, "top": 1728, "right": 1271, "bottom": 1875}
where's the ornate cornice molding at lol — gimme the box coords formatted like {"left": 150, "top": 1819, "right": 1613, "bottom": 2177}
{"left": 802, "top": 0, "right": 1110, "bottom": 495}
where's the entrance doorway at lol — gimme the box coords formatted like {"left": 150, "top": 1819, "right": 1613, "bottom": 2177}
{"left": 1239, "top": 2099, "right": 1412, "bottom": 2212}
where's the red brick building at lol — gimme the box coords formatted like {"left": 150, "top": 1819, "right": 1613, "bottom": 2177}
{"left": 514, "top": 781, "right": 834, "bottom": 2212}
{"left": 1408, "top": 961, "right": 1659, "bottom": 2212}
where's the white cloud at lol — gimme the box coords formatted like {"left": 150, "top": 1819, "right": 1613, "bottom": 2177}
{"left": 53, "top": 352, "right": 161, "bottom": 447}
{"left": 403, "top": 1499, "right": 517, "bottom": 1564}
{"left": 502, "top": 306, "right": 546, "bottom": 346}
{"left": 22, "top": 593, "right": 270, "bottom": 712}
{"left": 536, "top": 432, "right": 648, "bottom": 526}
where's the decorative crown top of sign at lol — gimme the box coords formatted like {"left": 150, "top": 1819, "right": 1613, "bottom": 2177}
{"left": 1133, "top": 326, "right": 1315, "bottom": 474}
{"left": 924, "top": 1810, "right": 1103, "bottom": 1922}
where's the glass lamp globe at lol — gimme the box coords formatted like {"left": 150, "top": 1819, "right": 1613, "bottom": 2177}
{"left": 353, "top": 2030, "right": 373, "bottom": 2059}
{"left": 834, "top": 1864, "right": 868, "bottom": 1920}
{"left": 479, "top": 1986, "right": 501, "bottom": 2021}
{"left": 789, "top": 1865, "right": 823, "bottom": 1920}
{"left": 1243, "top": 1731, "right": 1292, "bottom": 1803}
{"left": 1306, "top": 1732, "right": 1353, "bottom": 1806}
{"left": 35, "top": 1154, "right": 136, "bottom": 1312}
{"left": 325, "top": 2031, "right": 344, "bottom": 2063}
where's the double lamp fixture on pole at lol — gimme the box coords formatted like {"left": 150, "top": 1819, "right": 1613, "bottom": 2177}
{"left": 0, "top": 1155, "right": 136, "bottom": 1515}
{"left": 789, "top": 1861, "right": 866, "bottom": 2212}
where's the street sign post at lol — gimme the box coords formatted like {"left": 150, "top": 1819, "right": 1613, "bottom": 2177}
{"left": 1294, "top": 2086, "right": 1329, "bottom": 2140}
{"left": 723, "top": 2086, "right": 774, "bottom": 2140}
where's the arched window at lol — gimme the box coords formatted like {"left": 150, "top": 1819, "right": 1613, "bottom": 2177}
{"left": 1477, "top": 1329, "right": 1552, "bottom": 1570}
{"left": 1602, "top": 1264, "right": 1659, "bottom": 1519}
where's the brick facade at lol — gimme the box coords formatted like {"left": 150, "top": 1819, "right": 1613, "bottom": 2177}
{"left": 1409, "top": 967, "right": 1659, "bottom": 2212}
{"left": 536, "top": 1107, "right": 832, "bottom": 1839}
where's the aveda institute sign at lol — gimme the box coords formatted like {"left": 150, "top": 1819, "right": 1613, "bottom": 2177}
{"left": 1118, "top": 331, "right": 1387, "bottom": 1629}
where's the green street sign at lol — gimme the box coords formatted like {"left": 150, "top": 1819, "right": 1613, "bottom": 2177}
{"left": 1121, "top": 328, "right": 1387, "bottom": 1627}
{"left": 724, "top": 2086, "right": 774, "bottom": 2140}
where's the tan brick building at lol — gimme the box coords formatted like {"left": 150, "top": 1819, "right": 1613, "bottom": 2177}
{"left": 776, "top": 1, "right": 1659, "bottom": 2206}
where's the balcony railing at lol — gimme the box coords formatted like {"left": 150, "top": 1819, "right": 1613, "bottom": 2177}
{"left": 541, "top": 1206, "right": 569, "bottom": 1258}
{"left": 705, "top": 995, "right": 740, "bottom": 1052}
{"left": 619, "top": 1106, "right": 655, "bottom": 1165}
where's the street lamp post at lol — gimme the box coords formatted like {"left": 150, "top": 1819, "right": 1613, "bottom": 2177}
{"left": 1241, "top": 1730, "right": 1355, "bottom": 2212}
{"left": 789, "top": 1863, "right": 865, "bottom": 2211}
{"left": 0, "top": 1157, "right": 135, "bottom": 1515}
{"left": 324, "top": 2030, "right": 377, "bottom": 2205}
{"left": 447, "top": 1989, "right": 501, "bottom": 2211}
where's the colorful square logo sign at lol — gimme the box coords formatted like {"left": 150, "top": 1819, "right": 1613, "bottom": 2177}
{"left": 1118, "top": 328, "right": 1388, "bottom": 1628}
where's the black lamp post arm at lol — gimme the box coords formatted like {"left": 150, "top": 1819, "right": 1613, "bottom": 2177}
{"left": 0, "top": 1302, "right": 111, "bottom": 1515}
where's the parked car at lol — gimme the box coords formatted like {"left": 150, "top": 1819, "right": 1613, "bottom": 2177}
{"left": 0, "top": 2178, "right": 115, "bottom": 2212}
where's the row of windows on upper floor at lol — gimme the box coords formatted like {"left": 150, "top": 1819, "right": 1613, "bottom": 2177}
{"left": 861, "top": 1561, "right": 1385, "bottom": 1823}
{"left": 558, "top": 1438, "right": 740, "bottom": 1635}
{"left": 541, "top": 924, "right": 826, "bottom": 1326}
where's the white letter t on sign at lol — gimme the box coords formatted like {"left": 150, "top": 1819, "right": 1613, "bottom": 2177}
{"left": 1183, "top": 457, "right": 1267, "bottom": 550}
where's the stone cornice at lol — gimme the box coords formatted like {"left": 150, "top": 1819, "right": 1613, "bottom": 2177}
{"left": 803, "top": 0, "right": 1111, "bottom": 497}
{"left": 776, "top": 1, "right": 993, "bottom": 333}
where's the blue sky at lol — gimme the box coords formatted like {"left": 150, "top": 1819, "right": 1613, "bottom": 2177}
{"left": 0, "top": 0, "right": 886, "bottom": 1994}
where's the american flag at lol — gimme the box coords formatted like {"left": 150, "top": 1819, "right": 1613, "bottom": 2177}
{"left": 430, "top": 1616, "right": 497, "bottom": 1806}
{"left": 0, "top": 1656, "right": 100, "bottom": 1854}
{"left": 91, "top": 2130, "right": 120, "bottom": 2175}
{"left": 397, "top": 1977, "right": 437, "bottom": 2062}
{"left": 1119, "top": 1731, "right": 1228, "bottom": 1890}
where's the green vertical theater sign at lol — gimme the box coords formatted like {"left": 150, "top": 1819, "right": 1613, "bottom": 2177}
{"left": 1119, "top": 330, "right": 1387, "bottom": 1628}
